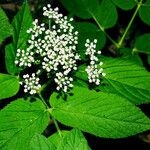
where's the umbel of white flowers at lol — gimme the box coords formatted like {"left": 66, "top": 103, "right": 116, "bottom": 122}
{"left": 15, "top": 4, "right": 106, "bottom": 94}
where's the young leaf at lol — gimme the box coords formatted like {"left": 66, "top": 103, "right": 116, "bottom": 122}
{"left": 92, "top": 0, "right": 118, "bottom": 29}
{"left": 74, "top": 22, "right": 106, "bottom": 59}
{"left": 0, "top": 73, "right": 20, "bottom": 100}
{"left": 112, "top": 0, "right": 136, "bottom": 10}
{"left": 12, "top": 2, "right": 33, "bottom": 50}
{"left": 57, "top": 129, "right": 90, "bottom": 150}
{"left": 134, "top": 33, "right": 150, "bottom": 54}
{"left": 29, "top": 134, "right": 56, "bottom": 150}
{"left": 59, "top": 0, "right": 99, "bottom": 19}
{"left": 50, "top": 86, "right": 150, "bottom": 138}
{"left": 0, "top": 7, "right": 13, "bottom": 44}
{"left": 101, "top": 57, "right": 150, "bottom": 104}
{"left": 5, "top": 44, "right": 20, "bottom": 75}
{"left": 139, "top": 0, "right": 150, "bottom": 26}
{"left": 0, "top": 99, "right": 49, "bottom": 150}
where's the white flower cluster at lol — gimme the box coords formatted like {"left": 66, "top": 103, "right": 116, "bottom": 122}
{"left": 22, "top": 73, "right": 41, "bottom": 95}
{"left": 15, "top": 48, "right": 34, "bottom": 67}
{"left": 85, "top": 39, "right": 106, "bottom": 85}
{"left": 54, "top": 72, "right": 73, "bottom": 92}
{"left": 15, "top": 4, "right": 80, "bottom": 93}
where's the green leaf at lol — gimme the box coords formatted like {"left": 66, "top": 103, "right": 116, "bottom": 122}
{"left": 48, "top": 131, "right": 68, "bottom": 148}
{"left": 0, "top": 73, "right": 20, "bottom": 100}
{"left": 134, "top": 33, "right": 150, "bottom": 54}
{"left": 74, "top": 22, "right": 106, "bottom": 59}
{"left": 139, "top": 0, "right": 150, "bottom": 26}
{"left": 57, "top": 129, "right": 90, "bottom": 150}
{"left": 101, "top": 57, "right": 150, "bottom": 104}
{"left": 51, "top": 86, "right": 150, "bottom": 138}
{"left": 5, "top": 44, "right": 20, "bottom": 75}
{"left": 59, "top": 0, "right": 99, "bottom": 19}
{"left": 0, "top": 99, "right": 49, "bottom": 150}
{"left": 112, "top": 0, "right": 136, "bottom": 10}
{"left": 7, "top": 2, "right": 32, "bottom": 75}
{"left": 92, "top": 0, "right": 118, "bottom": 29}
{"left": 0, "top": 7, "right": 13, "bottom": 44}
{"left": 12, "top": 2, "right": 32, "bottom": 50}
{"left": 29, "top": 134, "right": 56, "bottom": 150}
{"left": 48, "top": 129, "right": 90, "bottom": 150}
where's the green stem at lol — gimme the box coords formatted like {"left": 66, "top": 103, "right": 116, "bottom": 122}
{"left": 90, "top": 11, "right": 118, "bottom": 47}
{"left": 38, "top": 93, "right": 62, "bottom": 137}
{"left": 38, "top": 92, "right": 49, "bottom": 109}
{"left": 47, "top": 109, "right": 62, "bottom": 137}
{"left": 117, "top": 0, "right": 143, "bottom": 48}
{"left": 53, "top": 118, "right": 62, "bottom": 137}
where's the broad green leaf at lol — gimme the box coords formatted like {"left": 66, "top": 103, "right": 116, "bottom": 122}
{"left": 58, "top": 129, "right": 90, "bottom": 150}
{"left": 74, "top": 22, "right": 106, "bottom": 59}
{"left": 11, "top": 2, "right": 32, "bottom": 56}
{"left": 29, "top": 134, "right": 56, "bottom": 150}
{"left": 92, "top": 0, "right": 118, "bottom": 29}
{"left": 112, "top": 0, "right": 136, "bottom": 10}
{"left": 101, "top": 57, "right": 150, "bottom": 104}
{"left": 0, "top": 7, "right": 13, "bottom": 44}
{"left": 48, "top": 131, "right": 68, "bottom": 148}
{"left": 0, "top": 99, "right": 49, "bottom": 150}
{"left": 51, "top": 86, "right": 150, "bottom": 138}
{"left": 134, "top": 33, "right": 150, "bottom": 54}
{"left": 5, "top": 44, "right": 20, "bottom": 75}
{"left": 0, "top": 73, "right": 20, "bottom": 100}
{"left": 139, "top": 0, "right": 150, "bottom": 26}
{"left": 59, "top": 0, "right": 99, "bottom": 19}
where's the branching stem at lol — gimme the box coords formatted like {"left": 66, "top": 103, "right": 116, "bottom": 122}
{"left": 117, "top": 0, "right": 143, "bottom": 48}
{"left": 53, "top": 117, "right": 62, "bottom": 137}
{"left": 89, "top": 11, "right": 118, "bottom": 48}
{"left": 47, "top": 109, "right": 62, "bottom": 137}
{"left": 38, "top": 92, "right": 49, "bottom": 108}
{"left": 38, "top": 93, "right": 62, "bottom": 137}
